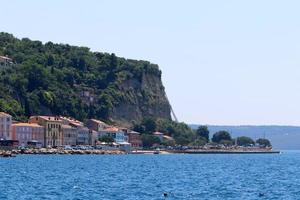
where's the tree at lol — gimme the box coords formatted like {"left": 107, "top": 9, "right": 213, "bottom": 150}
{"left": 162, "top": 139, "right": 176, "bottom": 147}
{"left": 256, "top": 138, "right": 271, "bottom": 147}
{"left": 219, "top": 139, "right": 233, "bottom": 146}
{"left": 141, "top": 134, "right": 161, "bottom": 148}
{"left": 98, "top": 135, "right": 114, "bottom": 143}
{"left": 237, "top": 136, "right": 255, "bottom": 146}
{"left": 142, "top": 118, "right": 156, "bottom": 134}
{"left": 196, "top": 126, "right": 209, "bottom": 142}
{"left": 212, "top": 131, "right": 232, "bottom": 143}
{"left": 190, "top": 137, "right": 207, "bottom": 147}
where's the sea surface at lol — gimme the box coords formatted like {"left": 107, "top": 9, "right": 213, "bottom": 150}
{"left": 0, "top": 151, "right": 299, "bottom": 200}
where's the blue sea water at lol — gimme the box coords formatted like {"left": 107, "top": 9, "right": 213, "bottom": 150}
{"left": 0, "top": 151, "right": 299, "bottom": 200}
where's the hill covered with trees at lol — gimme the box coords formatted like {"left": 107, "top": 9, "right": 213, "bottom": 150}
{"left": 0, "top": 32, "right": 171, "bottom": 125}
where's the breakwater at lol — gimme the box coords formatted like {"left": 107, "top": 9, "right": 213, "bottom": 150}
{"left": 0, "top": 148, "right": 124, "bottom": 157}
{"left": 167, "top": 149, "right": 280, "bottom": 154}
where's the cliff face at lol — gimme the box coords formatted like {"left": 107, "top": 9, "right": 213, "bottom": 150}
{"left": 111, "top": 72, "right": 171, "bottom": 126}
{"left": 0, "top": 32, "right": 171, "bottom": 125}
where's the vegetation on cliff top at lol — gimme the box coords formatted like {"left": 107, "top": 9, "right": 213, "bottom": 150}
{"left": 0, "top": 32, "right": 169, "bottom": 123}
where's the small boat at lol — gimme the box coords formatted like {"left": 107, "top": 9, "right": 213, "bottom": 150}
{"left": 154, "top": 148, "right": 160, "bottom": 154}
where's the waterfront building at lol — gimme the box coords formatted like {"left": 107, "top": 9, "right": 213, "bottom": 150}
{"left": 11, "top": 123, "right": 44, "bottom": 147}
{"left": 0, "top": 112, "right": 12, "bottom": 140}
{"left": 90, "top": 130, "right": 99, "bottom": 146}
{"left": 86, "top": 119, "right": 108, "bottom": 132}
{"left": 99, "top": 127, "right": 126, "bottom": 143}
{"left": 127, "top": 131, "right": 142, "bottom": 149}
{"left": 59, "top": 116, "right": 84, "bottom": 127}
{"left": 76, "top": 127, "right": 90, "bottom": 145}
{"left": 62, "top": 124, "right": 77, "bottom": 146}
{"left": 29, "top": 116, "right": 63, "bottom": 147}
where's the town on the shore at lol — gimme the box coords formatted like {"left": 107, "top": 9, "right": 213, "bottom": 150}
{"left": 0, "top": 112, "right": 143, "bottom": 153}
{"left": 0, "top": 111, "right": 277, "bottom": 156}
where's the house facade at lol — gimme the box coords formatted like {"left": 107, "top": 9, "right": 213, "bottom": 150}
{"left": 86, "top": 119, "right": 107, "bottom": 132}
{"left": 76, "top": 127, "right": 90, "bottom": 145}
{"left": 29, "top": 116, "right": 63, "bottom": 147}
{"left": 62, "top": 124, "right": 77, "bottom": 146}
{"left": 0, "top": 112, "right": 12, "bottom": 140}
{"left": 128, "top": 131, "right": 142, "bottom": 149}
{"left": 11, "top": 123, "right": 44, "bottom": 147}
{"left": 99, "top": 127, "right": 126, "bottom": 143}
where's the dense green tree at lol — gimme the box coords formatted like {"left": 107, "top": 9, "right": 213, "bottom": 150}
{"left": 190, "top": 137, "right": 207, "bottom": 147}
{"left": 212, "top": 131, "right": 232, "bottom": 143}
{"left": 141, "top": 134, "right": 161, "bottom": 148}
{"left": 237, "top": 136, "right": 255, "bottom": 146}
{"left": 98, "top": 135, "right": 114, "bottom": 143}
{"left": 142, "top": 118, "right": 157, "bottom": 134}
{"left": 219, "top": 139, "right": 234, "bottom": 146}
{"left": 156, "top": 119, "right": 196, "bottom": 145}
{"left": 256, "top": 138, "right": 271, "bottom": 147}
{"left": 196, "top": 125, "right": 209, "bottom": 142}
{"left": 161, "top": 139, "right": 176, "bottom": 147}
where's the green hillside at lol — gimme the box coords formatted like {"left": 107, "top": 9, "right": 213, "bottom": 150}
{"left": 0, "top": 32, "right": 171, "bottom": 125}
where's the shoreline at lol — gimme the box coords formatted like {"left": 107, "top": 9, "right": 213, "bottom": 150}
{"left": 0, "top": 148, "right": 280, "bottom": 157}
{"left": 132, "top": 149, "right": 280, "bottom": 154}
{"left": 0, "top": 149, "right": 125, "bottom": 157}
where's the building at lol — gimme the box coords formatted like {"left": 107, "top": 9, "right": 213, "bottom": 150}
{"left": 86, "top": 119, "right": 108, "bottom": 132}
{"left": 99, "top": 127, "right": 126, "bottom": 143}
{"left": 0, "top": 112, "right": 12, "bottom": 140}
{"left": 75, "top": 127, "right": 91, "bottom": 146}
{"left": 153, "top": 131, "right": 164, "bottom": 142}
{"left": 62, "top": 124, "right": 77, "bottom": 146}
{"left": 11, "top": 123, "right": 44, "bottom": 147}
{"left": 127, "top": 131, "right": 142, "bottom": 149}
{"left": 59, "top": 116, "right": 84, "bottom": 127}
{"left": 76, "top": 127, "right": 90, "bottom": 145}
{"left": 0, "top": 56, "right": 13, "bottom": 66}
{"left": 90, "top": 130, "right": 99, "bottom": 146}
{"left": 29, "top": 116, "right": 63, "bottom": 147}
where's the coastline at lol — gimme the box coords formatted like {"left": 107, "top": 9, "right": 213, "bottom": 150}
{"left": 0, "top": 148, "right": 280, "bottom": 157}
{"left": 128, "top": 149, "right": 280, "bottom": 154}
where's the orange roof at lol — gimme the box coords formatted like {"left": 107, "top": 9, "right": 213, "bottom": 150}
{"left": 103, "top": 127, "right": 119, "bottom": 132}
{"left": 90, "top": 119, "right": 106, "bottom": 124}
{"left": 59, "top": 116, "right": 84, "bottom": 127}
{"left": 0, "top": 112, "right": 11, "bottom": 117}
{"left": 31, "top": 116, "right": 62, "bottom": 122}
{"left": 12, "top": 123, "right": 42, "bottom": 128}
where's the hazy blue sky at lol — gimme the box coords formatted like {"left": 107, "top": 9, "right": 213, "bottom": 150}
{"left": 1, "top": 0, "right": 300, "bottom": 125}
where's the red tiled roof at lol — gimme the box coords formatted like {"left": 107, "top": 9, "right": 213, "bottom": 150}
{"left": 103, "top": 127, "right": 119, "bottom": 132}
{"left": 12, "top": 123, "right": 42, "bottom": 128}
{"left": 31, "top": 116, "right": 62, "bottom": 122}
{"left": 0, "top": 112, "right": 11, "bottom": 117}
{"left": 90, "top": 119, "right": 106, "bottom": 124}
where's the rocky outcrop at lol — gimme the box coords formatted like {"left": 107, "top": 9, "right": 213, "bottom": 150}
{"left": 111, "top": 72, "right": 171, "bottom": 126}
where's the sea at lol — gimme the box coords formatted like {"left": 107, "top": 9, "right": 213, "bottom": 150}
{"left": 0, "top": 151, "right": 299, "bottom": 200}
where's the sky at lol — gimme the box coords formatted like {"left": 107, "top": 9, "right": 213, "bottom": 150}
{"left": 1, "top": 0, "right": 300, "bottom": 125}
